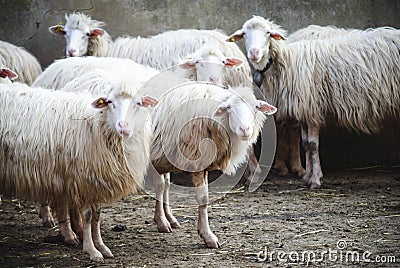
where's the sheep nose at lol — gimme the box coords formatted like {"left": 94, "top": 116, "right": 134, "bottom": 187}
{"left": 240, "top": 126, "right": 251, "bottom": 135}
{"left": 250, "top": 48, "right": 259, "bottom": 57}
{"left": 209, "top": 76, "right": 219, "bottom": 84}
{"left": 250, "top": 49, "right": 259, "bottom": 60}
{"left": 118, "top": 121, "right": 128, "bottom": 128}
{"left": 68, "top": 48, "right": 76, "bottom": 57}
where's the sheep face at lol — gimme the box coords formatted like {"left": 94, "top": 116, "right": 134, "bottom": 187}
{"left": 49, "top": 13, "right": 105, "bottom": 57}
{"left": 227, "top": 16, "right": 285, "bottom": 69}
{"left": 179, "top": 46, "right": 242, "bottom": 84}
{"left": 92, "top": 93, "right": 158, "bottom": 138}
{"left": 213, "top": 95, "right": 277, "bottom": 141}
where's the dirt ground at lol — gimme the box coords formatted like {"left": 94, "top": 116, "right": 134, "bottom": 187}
{"left": 0, "top": 167, "right": 399, "bottom": 268}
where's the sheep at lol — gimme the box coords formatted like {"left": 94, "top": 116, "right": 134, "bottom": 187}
{"left": 273, "top": 24, "right": 368, "bottom": 177}
{"left": 0, "top": 40, "right": 42, "bottom": 85}
{"left": 144, "top": 82, "right": 277, "bottom": 248}
{"left": 31, "top": 57, "right": 160, "bottom": 234}
{"left": 227, "top": 16, "right": 400, "bottom": 188}
{"left": 0, "top": 81, "right": 157, "bottom": 262}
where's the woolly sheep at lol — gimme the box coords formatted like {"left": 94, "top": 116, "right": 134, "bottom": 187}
{"left": 145, "top": 83, "right": 277, "bottom": 248}
{"left": 32, "top": 57, "right": 159, "bottom": 233}
{"left": 274, "top": 24, "right": 367, "bottom": 177}
{"left": 228, "top": 16, "right": 400, "bottom": 188}
{"left": 0, "top": 82, "right": 157, "bottom": 262}
{"left": 0, "top": 40, "right": 42, "bottom": 85}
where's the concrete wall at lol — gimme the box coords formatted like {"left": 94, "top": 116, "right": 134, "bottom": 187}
{"left": 1, "top": 0, "right": 400, "bottom": 170}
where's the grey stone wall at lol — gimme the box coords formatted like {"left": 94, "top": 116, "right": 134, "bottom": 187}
{"left": 1, "top": 0, "right": 400, "bottom": 169}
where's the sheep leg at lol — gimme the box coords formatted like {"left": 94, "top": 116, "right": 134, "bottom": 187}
{"left": 273, "top": 122, "right": 290, "bottom": 176}
{"left": 91, "top": 206, "right": 113, "bottom": 258}
{"left": 82, "top": 208, "right": 104, "bottom": 262}
{"left": 289, "top": 124, "right": 306, "bottom": 177}
{"left": 241, "top": 146, "right": 261, "bottom": 184}
{"left": 70, "top": 203, "right": 83, "bottom": 240}
{"left": 395, "top": 120, "right": 400, "bottom": 162}
{"left": 154, "top": 174, "right": 172, "bottom": 233}
{"left": 302, "top": 124, "right": 323, "bottom": 189}
{"left": 39, "top": 203, "right": 55, "bottom": 228}
{"left": 57, "top": 203, "right": 79, "bottom": 245}
{"left": 301, "top": 124, "right": 313, "bottom": 183}
{"left": 163, "top": 173, "right": 180, "bottom": 229}
{"left": 191, "top": 171, "right": 219, "bottom": 249}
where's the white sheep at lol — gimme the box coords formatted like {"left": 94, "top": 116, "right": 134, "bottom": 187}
{"left": 0, "top": 40, "right": 42, "bottom": 85}
{"left": 274, "top": 24, "right": 367, "bottom": 177}
{"left": 228, "top": 16, "right": 400, "bottom": 188}
{"left": 144, "top": 82, "right": 277, "bottom": 248}
{"left": 31, "top": 57, "right": 160, "bottom": 234}
{"left": 0, "top": 81, "right": 157, "bottom": 262}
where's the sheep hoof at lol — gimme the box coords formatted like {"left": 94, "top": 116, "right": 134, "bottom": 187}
{"left": 273, "top": 165, "right": 289, "bottom": 176}
{"left": 170, "top": 221, "right": 181, "bottom": 229}
{"left": 89, "top": 251, "right": 104, "bottom": 263}
{"left": 310, "top": 182, "right": 321, "bottom": 189}
{"left": 42, "top": 218, "right": 55, "bottom": 228}
{"left": 200, "top": 232, "right": 219, "bottom": 249}
{"left": 301, "top": 174, "right": 312, "bottom": 185}
{"left": 65, "top": 236, "right": 79, "bottom": 246}
{"left": 156, "top": 221, "right": 172, "bottom": 233}
{"left": 98, "top": 245, "right": 113, "bottom": 258}
{"left": 291, "top": 167, "right": 307, "bottom": 178}
{"left": 91, "top": 256, "right": 104, "bottom": 263}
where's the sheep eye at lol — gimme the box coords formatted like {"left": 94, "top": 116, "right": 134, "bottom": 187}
{"left": 136, "top": 101, "right": 142, "bottom": 106}
{"left": 85, "top": 32, "right": 90, "bottom": 37}
{"left": 107, "top": 100, "right": 112, "bottom": 104}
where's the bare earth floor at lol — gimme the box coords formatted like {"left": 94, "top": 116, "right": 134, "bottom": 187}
{"left": 0, "top": 167, "right": 399, "bottom": 267}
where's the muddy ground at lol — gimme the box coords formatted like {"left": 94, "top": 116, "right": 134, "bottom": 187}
{"left": 0, "top": 167, "right": 399, "bottom": 268}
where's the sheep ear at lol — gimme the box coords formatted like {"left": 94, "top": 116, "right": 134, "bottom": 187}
{"left": 92, "top": 97, "right": 108, "bottom": 109}
{"left": 178, "top": 58, "right": 196, "bottom": 69}
{"left": 270, "top": 31, "right": 286, "bottom": 41}
{"left": 0, "top": 68, "right": 18, "bottom": 80}
{"left": 140, "top": 96, "right": 158, "bottom": 107}
{"left": 213, "top": 104, "right": 230, "bottom": 117}
{"left": 224, "top": 58, "right": 243, "bottom": 68}
{"left": 227, "top": 30, "right": 244, "bottom": 42}
{"left": 48, "top": 24, "right": 65, "bottom": 36}
{"left": 257, "top": 101, "right": 277, "bottom": 115}
{"left": 90, "top": 28, "right": 105, "bottom": 38}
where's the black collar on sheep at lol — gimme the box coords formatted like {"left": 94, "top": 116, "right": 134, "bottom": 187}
{"left": 253, "top": 58, "right": 274, "bottom": 87}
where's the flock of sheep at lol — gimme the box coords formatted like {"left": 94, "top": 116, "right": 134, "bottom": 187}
{"left": 0, "top": 12, "right": 399, "bottom": 262}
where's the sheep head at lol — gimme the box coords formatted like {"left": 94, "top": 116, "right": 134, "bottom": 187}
{"left": 213, "top": 91, "right": 276, "bottom": 141}
{"left": 92, "top": 93, "right": 158, "bottom": 138}
{"left": 49, "top": 13, "right": 105, "bottom": 57}
{"left": 179, "top": 44, "right": 242, "bottom": 84}
{"left": 227, "top": 16, "right": 286, "bottom": 71}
